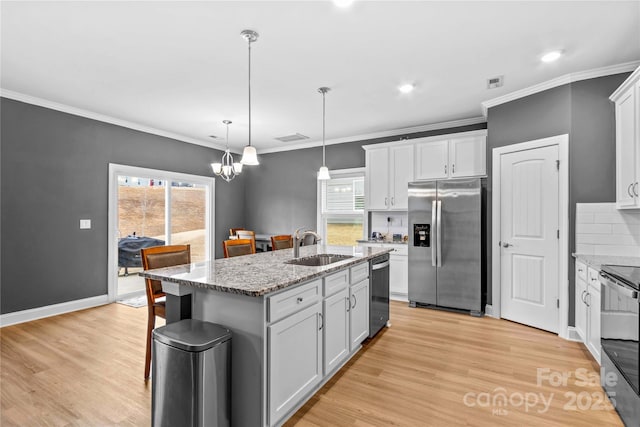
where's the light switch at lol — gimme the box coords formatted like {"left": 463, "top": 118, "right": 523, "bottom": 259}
{"left": 80, "top": 219, "right": 91, "bottom": 229}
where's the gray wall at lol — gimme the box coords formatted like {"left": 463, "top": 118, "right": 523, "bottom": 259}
{"left": 1, "top": 98, "right": 245, "bottom": 314}
{"left": 244, "top": 124, "right": 487, "bottom": 235}
{"left": 486, "top": 72, "right": 629, "bottom": 324}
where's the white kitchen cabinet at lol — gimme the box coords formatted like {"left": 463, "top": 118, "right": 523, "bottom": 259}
{"left": 574, "top": 261, "right": 601, "bottom": 364}
{"left": 611, "top": 66, "right": 640, "bottom": 209}
{"left": 365, "top": 144, "right": 414, "bottom": 210}
{"left": 323, "top": 287, "right": 349, "bottom": 375}
{"left": 268, "top": 302, "right": 323, "bottom": 425}
{"left": 349, "top": 279, "right": 369, "bottom": 351}
{"left": 414, "top": 133, "right": 486, "bottom": 180}
{"left": 574, "top": 261, "right": 587, "bottom": 341}
{"left": 415, "top": 139, "right": 448, "bottom": 180}
{"left": 360, "top": 243, "right": 407, "bottom": 301}
{"left": 389, "top": 245, "right": 408, "bottom": 301}
{"left": 586, "top": 268, "right": 601, "bottom": 364}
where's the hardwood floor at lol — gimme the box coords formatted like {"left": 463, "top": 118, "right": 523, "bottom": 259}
{"left": 1, "top": 302, "right": 622, "bottom": 426}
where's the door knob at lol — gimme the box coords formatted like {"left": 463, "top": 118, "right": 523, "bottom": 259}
{"left": 502, "top": 242, "right": 512, "bottom": 248}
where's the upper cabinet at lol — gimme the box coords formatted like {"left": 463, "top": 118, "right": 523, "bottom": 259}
{"left": 365, "top": 145, "right": 414, "bottom": 210}
{"left": 364, "top": 130, "right": 487, "bottom": 211}
{"left": 611, "top": 66, "right": 640, "bottom": 209}
{"left": 415, "top": 134, "right": 486, "bottom": 180}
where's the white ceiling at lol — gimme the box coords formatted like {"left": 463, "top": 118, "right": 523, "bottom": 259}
{"left": 2, "top": 1, "right": 639, "bottom": 153}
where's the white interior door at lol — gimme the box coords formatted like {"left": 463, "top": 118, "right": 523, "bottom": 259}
{"left": 500, "top": 145, "right": 559, "bottom": 333}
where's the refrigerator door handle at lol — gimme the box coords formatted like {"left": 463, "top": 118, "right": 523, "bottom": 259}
{"left": 431, "top": 200, "right": 437, "bottom": 266}
{"left": 436, "top": 200, "right": 442, "bottom": 267}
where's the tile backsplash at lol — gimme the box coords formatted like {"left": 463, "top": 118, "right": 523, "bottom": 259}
{"left": 575, "top": 203, "right": 640, "bottom": 257}
{"left": 370, "top": 212, "right": 408, "bottom": 239}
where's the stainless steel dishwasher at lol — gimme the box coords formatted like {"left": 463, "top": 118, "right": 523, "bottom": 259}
{"left": 369, "top": 253, "right": 390, "bottom": 338}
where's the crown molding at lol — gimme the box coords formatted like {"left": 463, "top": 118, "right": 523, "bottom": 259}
{"left": 0, "top": 89, "right": 230, "bottom": 152}
{"left": 257, "top": 116, "right": 487, "bottom": 154}
{"left": 481, "top": 60, "right": 640, "bottom": 117}
{"left": 610, "top": 64, "right": 640, "bottom": 101}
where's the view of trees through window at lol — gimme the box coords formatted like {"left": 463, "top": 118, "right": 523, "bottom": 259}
{"left": 322, "top": 175, "right": 365, "bottom": 246}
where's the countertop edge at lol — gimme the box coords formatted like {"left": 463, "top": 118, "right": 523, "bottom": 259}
{"left": 141, "top": 247, "right": 393, "bottom": 297}
{"left": 573, "top": 253, "right": 640, "bottom": 269}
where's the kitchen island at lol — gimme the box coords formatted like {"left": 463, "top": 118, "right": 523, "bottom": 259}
{"left": 140, "top": 244, "right": 392, "bottom": 427}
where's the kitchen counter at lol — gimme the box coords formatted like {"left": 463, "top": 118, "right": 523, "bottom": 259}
{"left": 357, "top": 239, "right": 407, "bottom": 245}
{"left": 573, "top": 253, "right": 640, "bottom": 269}
{"left": 140, "top": 244, "right": 391, "bottom": 427}
{"left": 140, "top": 244, "right": 391, "bottom": 297}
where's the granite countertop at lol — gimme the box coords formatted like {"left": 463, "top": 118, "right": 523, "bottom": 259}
{"left": 573, "top": 253, "right": 640, "bottom": 269}
{"left": 140, "top": 245, "right": 392, "bottom": 297}
{"left": 357, "top": 240, "right": 408, "bottom": 245}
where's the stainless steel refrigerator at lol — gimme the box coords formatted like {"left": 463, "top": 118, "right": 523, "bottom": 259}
{"left": 408, "top": 178, "right": 484, "bottom": 315}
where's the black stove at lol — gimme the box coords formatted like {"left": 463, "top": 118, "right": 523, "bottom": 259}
{"left": 600, "top": 264, "right": 640, "bottom": 291}
{"left": 599, "top": 264, "right": 640, "bottom": 426}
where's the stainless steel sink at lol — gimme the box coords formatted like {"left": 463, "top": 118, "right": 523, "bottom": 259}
{"left": 285, "top": 254, "right": 353, "bottom": 267}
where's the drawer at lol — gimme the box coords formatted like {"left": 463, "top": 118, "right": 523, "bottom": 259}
{"left": 576, "top": 260, "right": 587, "bottom": 282}
{"left": 587, "top": 267, "right": 600, "bottom": 289}
{"left": 350, "top": 262, "right": 369, "bottom": 284}
{"left": 323, "top": 270, "right": 349, "bottom": 297}
{"left": 267, "top": 279, "right": 321, "bottom": 323}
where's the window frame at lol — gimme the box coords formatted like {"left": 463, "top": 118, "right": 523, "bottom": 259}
{"left": 316, "top": 167, "right": 366, "bottom": 246}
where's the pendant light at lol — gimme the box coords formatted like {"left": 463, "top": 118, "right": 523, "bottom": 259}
{"left": 317, "top": 87, "right": 331, "bottom": 180}
{"left": 240, "top": 29, "right": 260, "bottom": 166}
{"left": 211, "top": 120, "right": 242, "bottom": 182}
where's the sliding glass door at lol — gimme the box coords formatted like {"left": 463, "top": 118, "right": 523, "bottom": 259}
{"left": 108, "top": 165, "right": 214, "bottom": 300}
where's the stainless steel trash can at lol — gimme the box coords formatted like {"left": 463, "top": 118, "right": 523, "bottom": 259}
{"left": 152, "top": 319, "right": 231, "bottom": 427}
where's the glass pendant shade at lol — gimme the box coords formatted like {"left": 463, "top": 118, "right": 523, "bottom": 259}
{"left": 240, "top": 145, "right": 259, "bottom": 165}
{"left": 211, "top": 162, "right": 222, "bottom": 174}
{"left": 318, "top": 166, "right": 331, "bottom": 180}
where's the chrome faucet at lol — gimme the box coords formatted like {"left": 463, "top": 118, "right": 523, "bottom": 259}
{"left": 293, "top": 227, "right": 322, "bottom": 258}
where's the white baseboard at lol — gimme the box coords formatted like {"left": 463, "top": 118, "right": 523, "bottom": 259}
{"left": 565, "top": 326, "right": 584, "bottom": 342}
{"left": 0, "top": 295, "right": 110, "bottom": 327}
{"left": 390, "top": 293, "right": 408, "bottom": 302}
{"left": 484, "top": 304, "right": 498, "bottom": 318}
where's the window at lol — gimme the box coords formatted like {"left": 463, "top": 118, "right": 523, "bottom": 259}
{"left": 318, "top": 169, "right": 365, "bottom": 246}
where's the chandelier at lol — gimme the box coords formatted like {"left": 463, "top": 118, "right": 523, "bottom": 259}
{"left": 211, "top": 120, "right": 242, "bottom": 182}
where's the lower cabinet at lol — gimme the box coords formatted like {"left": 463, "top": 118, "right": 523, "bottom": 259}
{"left": 323, "top": 287, "right": 350, "bottom": 374}
{"left": 574, "top": 261, "right": 601, "bottom": 364}
{"left": 575, "top": 267, "right": 587, "bottom": 341}
{"left": 267, "top": 261, "right": 372, "bottom": 425}
{"left": 268, "top": 303, "right": 323, "bottom": 425}
{"left": 389, "top": 246, "right": 408, "bottom": 301}
{"left": 586, "top": 278, "right": 601, "bottom": 363}
{"left": 349, "top": 279, "right": 370, "bottom": 351}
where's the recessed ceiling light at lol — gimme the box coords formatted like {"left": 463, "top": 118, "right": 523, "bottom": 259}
{"left": 333, "top": 0, "right": 354, "bottom": 8}
{"left": 541, "top": 50, "right": 563, "bottom": 63}
{"left": 398, "top": 83, "right": 415, "bottom": 94}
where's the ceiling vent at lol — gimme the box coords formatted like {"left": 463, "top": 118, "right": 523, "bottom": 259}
{"left": 487, "top": 76, "right": 504, "bottom": 89}
{"left": 274, "top": 133, "right": 310, "bottom": 143}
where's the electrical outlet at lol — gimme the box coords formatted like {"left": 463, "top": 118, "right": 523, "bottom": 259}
{"left": 80, "top": 219, "right": 91, "bottom": 229}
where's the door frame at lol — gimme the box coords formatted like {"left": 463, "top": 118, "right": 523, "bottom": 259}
{"left": 107, "top": 163, "right": 215, "bottom": 302}
{"left": 491, "top": 134, "right": 569, "bottom": 338}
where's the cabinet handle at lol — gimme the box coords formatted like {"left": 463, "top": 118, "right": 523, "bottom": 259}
{"left": 452, "top": 164, "right": 455, "bottom": 174}
{"left": 319, "top": 313, "right": 323, "bottom": 331}
{"left": 297, "top": 297, "right": 303, "bottom": 304}
{"left": 578, "top": 268, "right": 583, "bottom": 272}
{"left": 391, "top": 197, "right": 394, "bottom": 206}
{"left": 628, "top": 183, "right": 634, "bottom": 198}
{"left": 585, "top": 292, "right": 591, "bottom": 307}
{"left": 346, "top": 296, "right": 350, "bottom": 312}
{"left": 444, "top": 165, "right": 447, "bottom": 175}
{"left": 634, "top": 182, "right": 638, "bottom": 197}
{"left": 581, "top": 290, "right": 587, "bottom": 303}
{"left": 351, "top": 294, "right": 357, "bottom": 309}
{"left": 384, "top": 197, "right": 388, "bottom": 206}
